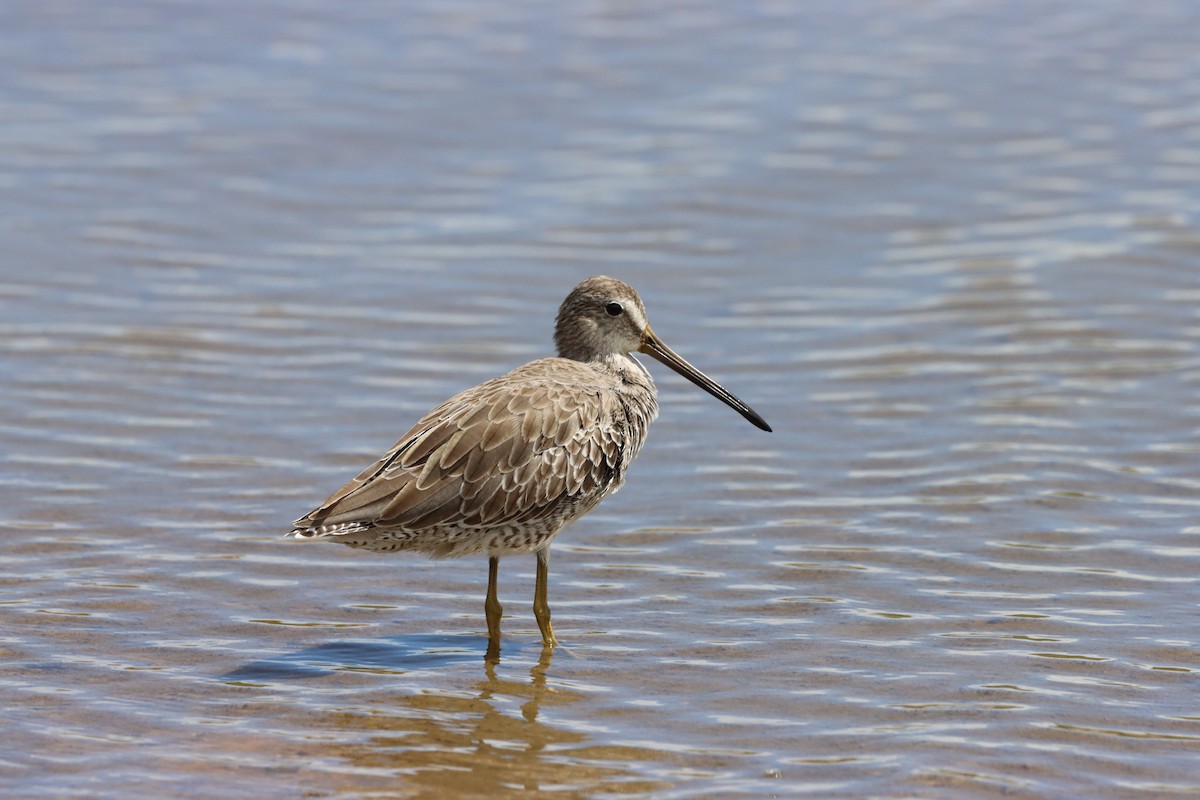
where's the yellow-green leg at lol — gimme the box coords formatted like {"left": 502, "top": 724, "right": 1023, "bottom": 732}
{"left": 534, "top": 547, "right": 557, "bottom": 648}
{"left": 485, "top": 556, "right": 503, "bottom": 661}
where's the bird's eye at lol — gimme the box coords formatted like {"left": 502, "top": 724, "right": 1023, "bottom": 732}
{"left": 605, "top": 302, "right": 623, "bottom": 316}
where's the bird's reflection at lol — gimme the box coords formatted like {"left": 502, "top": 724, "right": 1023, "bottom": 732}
{"left": 314, "top": 643, "right": 652, "bottom": 793}
{"left": 481, "top": 644, "right": 553, "bottom": 726}
{"left": 222, "top": 636, "right": 667, "bottom": 793}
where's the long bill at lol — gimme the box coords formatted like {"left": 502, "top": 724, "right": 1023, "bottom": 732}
{"left": 639, "top": 327, "right": 772, "bottom": 432}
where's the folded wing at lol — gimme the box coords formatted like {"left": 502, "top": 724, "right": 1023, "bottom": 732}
{"left": 292, "top": 364, "right": 627, "bottom": 538}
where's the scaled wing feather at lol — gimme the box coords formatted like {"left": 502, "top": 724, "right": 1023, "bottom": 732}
{"left": 293, "top": 362, "right": 627, "bottom": 538}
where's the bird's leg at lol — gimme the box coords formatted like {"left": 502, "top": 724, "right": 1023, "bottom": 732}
{"left": 533, "top": 547, "right": 557, "bottom": 648}
{"left": 485, "top": 556, "right": 503, "bottom": 660}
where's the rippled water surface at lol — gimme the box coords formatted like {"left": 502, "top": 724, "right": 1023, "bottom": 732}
{"left": 3, "top": 1, "right": 1200, "bottom": 796}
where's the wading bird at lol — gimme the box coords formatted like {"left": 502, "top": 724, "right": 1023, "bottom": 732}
{"left": 291, "top": 276, "right": 771, "bottom": 657}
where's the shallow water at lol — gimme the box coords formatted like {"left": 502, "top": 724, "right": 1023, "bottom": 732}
{"left": 3, "top": 0, "right": 1200, "bottom": 796}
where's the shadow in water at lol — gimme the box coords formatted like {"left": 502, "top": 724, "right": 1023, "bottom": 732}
{"left": 220, "top": 638, "right": 670, "bottom": 792}
{"left": 219, "top": 632, "right": 480, "bottom": 681}
{"left": 314, "top": 646, "right": 669, "bottom": 794}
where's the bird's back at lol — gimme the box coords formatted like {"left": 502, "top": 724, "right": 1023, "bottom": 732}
{"left": 291, "top": 355, "right": 657, "bottom": 557}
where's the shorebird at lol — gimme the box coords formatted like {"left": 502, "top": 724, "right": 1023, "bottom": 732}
{"left": 291, "top": 276, "right": 771, "bottom": 656}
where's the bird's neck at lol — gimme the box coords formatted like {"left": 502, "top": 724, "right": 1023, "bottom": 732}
{"left": 601, "top": 352, "right": 655, "bottom": 390}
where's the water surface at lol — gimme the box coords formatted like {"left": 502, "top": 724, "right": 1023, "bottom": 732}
{"left": 3, "top": 0, "right": 1199, "bottom": 796}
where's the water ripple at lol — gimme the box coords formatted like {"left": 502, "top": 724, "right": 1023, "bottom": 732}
{"left": 4, "top": 0, "right": 1200, "bottom": 797}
